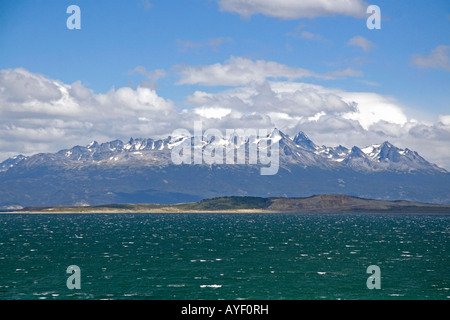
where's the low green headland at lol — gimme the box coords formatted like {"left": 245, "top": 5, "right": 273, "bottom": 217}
{"left": 8, "top": 194, "right": 450, "bottom": 214}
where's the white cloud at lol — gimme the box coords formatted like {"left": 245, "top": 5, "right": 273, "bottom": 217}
{"left": 219, "top": 0, "right": 368, "bottom": 19}
{"left": 411, "top": 45, "right": 450, "bottom": 71}
{"left": 0, "top": 68, "right": 62, "bottom": 103}
{"left": 347, "top": 36, "right": 376, "bottom": 52}
{"left": 175, "top": 56, "right": 362, "bottom": 86}
{"left": 186, "top": 81, "right": 356, "bottom": 119}
{"left": 339, "top": 92, "right": 408, "bottom": 129}
{"left": 97, "top": 86, "right": 173, "bottom": 113}
{"left": 183, "top": 80, "right": 410, "bottom": 136}
{"left": 0, "top": 68, "right": 180, "bottom": 159}
{"left": 1, "top": 68, "right": 449, "bottom": 170}
{"left": 176, "top": 57, "right": 318, "bottom": 86}
{"left": 438, "top": 114, "right": 450, "bottom": 127}
{"left": 193, "top": 107, "right": 232, "bottom": 119}
{"left": 182, "top": 80, "right": 450, "bottom": 169}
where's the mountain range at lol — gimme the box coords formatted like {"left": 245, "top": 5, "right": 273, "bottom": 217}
{"left": 0, "top": 129, "right": 449, "bottom": 207}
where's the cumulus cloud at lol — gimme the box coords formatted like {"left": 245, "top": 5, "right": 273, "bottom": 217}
{"left": 0, "top": 68, "right": 62, "bottom": 103}
{"left": 182, "top": 80, "right": 450, "bottom": 169}
{"left": 175, "top": 56, "right": 362, "bottom": 86}
{"left": 186, "top": 81, "right": 356, "bottom": 120}
{"left": 218, "top": 0, "right": 368, "bottom": 19}
{"left": 438, "top": 115, "right": 450, "bottom": 127}
{"left": 338, "top": 92, "right": 408, "bottom": 129}
{"left": 0, "top": 68, "right": 180, "bottom": 159}
{"left": 1, "top": 67, "right": 449, "bottom": 170}
{"left": 185, "top": 81, "right": 408, "bottom": 133}
{"left": 410, "top": 45, "right": 450, "bottom": 71}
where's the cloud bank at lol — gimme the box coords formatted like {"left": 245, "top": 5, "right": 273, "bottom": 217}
{"left": 218, "top": 0, "right": 368, "bottom": 19}
{"left": 175, "top": 56, "right": 362, "bottom": 86}
{"left": 1, "top": 66, "right": 449, "bottom": 170}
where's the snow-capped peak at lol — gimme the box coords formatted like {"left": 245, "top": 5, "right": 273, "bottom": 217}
{"left": 87, "top": 141, "right": 99, "bottom": 149}
{"left": 3, "top": 129, "right": 445, "bottom": 175}
{"left": 267, "top": 128, "right": 283, "bottom": 143}
{"left": 293, "top": 131, "right": 318, "bottom": 151}
{"left": 0, "top": 154, "right": 28, "bottom": 172}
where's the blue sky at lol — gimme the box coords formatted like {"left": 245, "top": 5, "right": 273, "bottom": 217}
{"left": 1, "top": 0, "right": 449, "bottom": 111}
{"left": 0, "top": 0, "right": 449, "bottom": 168}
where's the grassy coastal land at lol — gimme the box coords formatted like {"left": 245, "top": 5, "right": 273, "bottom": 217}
{"left": 6, "top": 194, "right": 450, "bottom": 214}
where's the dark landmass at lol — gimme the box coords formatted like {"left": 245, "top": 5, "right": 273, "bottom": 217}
{"left": 1, "top": 131, "right": 449, "bottom": 208}
{"left": 9, "top": 194, "right": 450, "bottom": 214}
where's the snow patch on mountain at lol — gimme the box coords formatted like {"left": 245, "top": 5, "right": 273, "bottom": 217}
{"left": 0, "top": 129, "right": 447, "bottom": 174}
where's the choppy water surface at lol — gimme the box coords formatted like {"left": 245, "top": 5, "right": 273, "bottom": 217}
{"left": 0, "top": 213, "right": 448, "bottom": 300}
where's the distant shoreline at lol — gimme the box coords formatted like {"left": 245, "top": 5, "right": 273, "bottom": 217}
{"left": 2, "top": 209, "right": 278, "bottom": 214}
{"left": 3, "top": 210, "right": 449, "bottom": 215}
{"left": 4, "top": 195, "right": 450, "bottom": 215}
{"left": 3, "top": 208, "right": 278, "bottom": 214}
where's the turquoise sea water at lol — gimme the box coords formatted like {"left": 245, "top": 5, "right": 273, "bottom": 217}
{"left": 0, "top": 213, "right": 448, "bottom": 300}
